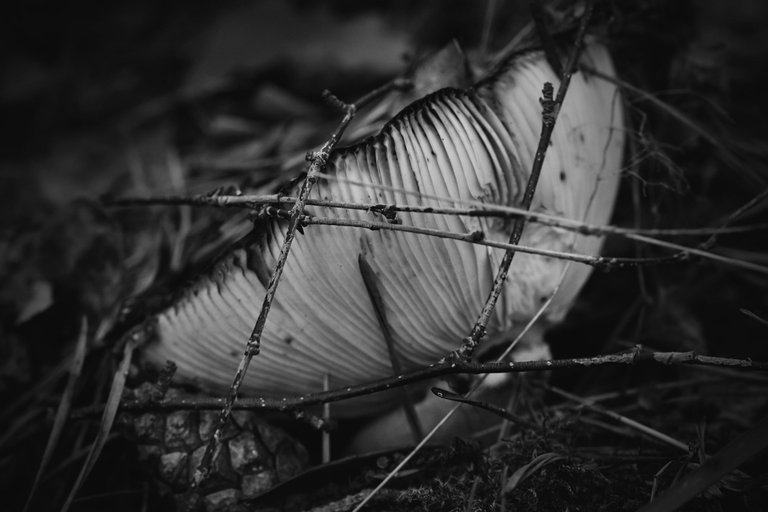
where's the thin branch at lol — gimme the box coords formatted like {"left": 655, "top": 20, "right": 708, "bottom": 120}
{"left": 72, "top": 348, "right": 768, "bottom": 419}
{"left": 431, "top": 387, "right": 541, "bottom": 431}
{"left": 109, "top": 191, "right": 768, "bottom": 239}
{"left": 464, "top": 0, "right": 589, "bottom": 360}
{"left": 111, "top": 187, "right": 768, "bottom": 274}
{"left": 358, "top": 254, "right": 423, "bottom": 443}
{"left": 192, "top": 78, "right": 411, "bottom": 487}
{"left": 624, "top": 233, "right": 768, "bottom": 274}
{"left": 702, "top": 187, "right": 768, "bottom": 250}
{"left": 547, "top": 386, "right": 689, "bottom": 452}
{"left": 288, "top": 209, "right": 688, "bottom": 270}
{"left": 741, "top": 308, "right": 768, "bottom": 328}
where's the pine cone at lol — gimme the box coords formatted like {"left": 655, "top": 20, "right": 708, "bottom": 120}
{"left": 118, "top": 384, "right": 309, "bottom": 511}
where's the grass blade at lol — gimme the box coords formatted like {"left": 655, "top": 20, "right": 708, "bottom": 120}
{"left": 23, "top": 318, "right": 89, "bottom": 512}
{"left": 60, "top": 337, "right": 137, "bottom": 512}
{"left": 638, "top": 415, "right": 768, "bottom": 512}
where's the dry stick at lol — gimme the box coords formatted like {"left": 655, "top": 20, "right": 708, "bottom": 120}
{"left": 431, "top": 387, "right": 541, "bottom": 431}
{"left": 358, "top": 254, "right": 424, "bottom": 443}
{"left": 110, "top": 188, "right": 768, "bottom": 239}
{"left": 702, "top": 187, "right": 768, "bottom": 250}
{"left": 71, "top": 348, "right": 768, "bottom": 419}
{"left": 294, "top": 211, "right": 684, "bottom": 269}
{"left": 624, "top": 233, "right": 768, "bottom": 274}
{"left": 741, "top": 308, "right": 768, "bottom": 328}
{"left": 456, "top": 1, "right": 594, "bottom": 360}
{"left": 548, "top": 386, "right": 689, "bottom": 452}
{"left": 549, "top": 377, "right": 711, "bottom": 411}
{"left": 191, "top": 78, "right": 411, "bottom": 486}
{"left": 122, "top": 185, "right": 768, "bottom": 274}
{"left": 114, "top": 188, "right": 768, "bottom": 284}
{"left": 268, "top": 203, "right": 768, "bottom": 274}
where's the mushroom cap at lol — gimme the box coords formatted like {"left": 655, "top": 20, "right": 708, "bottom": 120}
{"left": 143, "top": 43, "right": 624, "bottom": 416}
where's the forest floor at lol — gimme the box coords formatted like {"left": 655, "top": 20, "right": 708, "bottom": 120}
{"left": 1, "top": 1, "right": 767, "bottom": 511}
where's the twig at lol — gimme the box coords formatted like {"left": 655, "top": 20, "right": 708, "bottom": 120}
{"left": 623, "top": 232, "right": 768, "bottom": 274}
{"left": 701, "top": 188, "right": 768, "bottom": 250}
{"left": 113, "top": 190, "right": 768, "bottom": 272}
{"left": 549, "top": 377, "right": 712, "bottom": 410}
{"left": 192, "top": 78, "right": 411, "bottom": 487}
{"left": 455, "top": 0, "right": 593, "bottom": 360}
{"left": 548, "top": 386, "right": 690, "bottom": 452}
{"left": 71, "top": 347, "right": 768, "bottom": 419}
{"left": 431, "top": 387, "right": 541, "bottom": 431}
{"left": 290, "top": 210, "right": 691, "bottom": 270}
{"left": 110, "top": 188, "right": 768, "bottom": 238}
{"left": 741, "top": 308, "right": 768, "bottom": 328}
{"left": 650, "top": 460, "right": 676, "bottom": 503}
{"left": 358, "top": 254, "right": 423, "bottom": 443}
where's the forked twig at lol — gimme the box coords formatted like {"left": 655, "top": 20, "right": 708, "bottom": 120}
{"left": 191, "top": 78, "right": 412, "bottom": 486}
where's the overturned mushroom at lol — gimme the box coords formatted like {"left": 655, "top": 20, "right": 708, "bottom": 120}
{"left": 141, "top": 41, "right": 624, "bottom": 416}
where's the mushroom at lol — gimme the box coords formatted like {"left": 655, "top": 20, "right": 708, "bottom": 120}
{"left": 142, "top": 41, "right": 624, "bottom": 416}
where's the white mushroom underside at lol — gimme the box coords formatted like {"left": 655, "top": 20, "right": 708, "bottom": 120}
{"left": 143, "top": 44, "right": 624, "bottom": 414}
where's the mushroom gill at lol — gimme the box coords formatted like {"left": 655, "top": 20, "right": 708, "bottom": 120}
{"left": 142, "top": 43, "right": 625, "bottom": 414}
